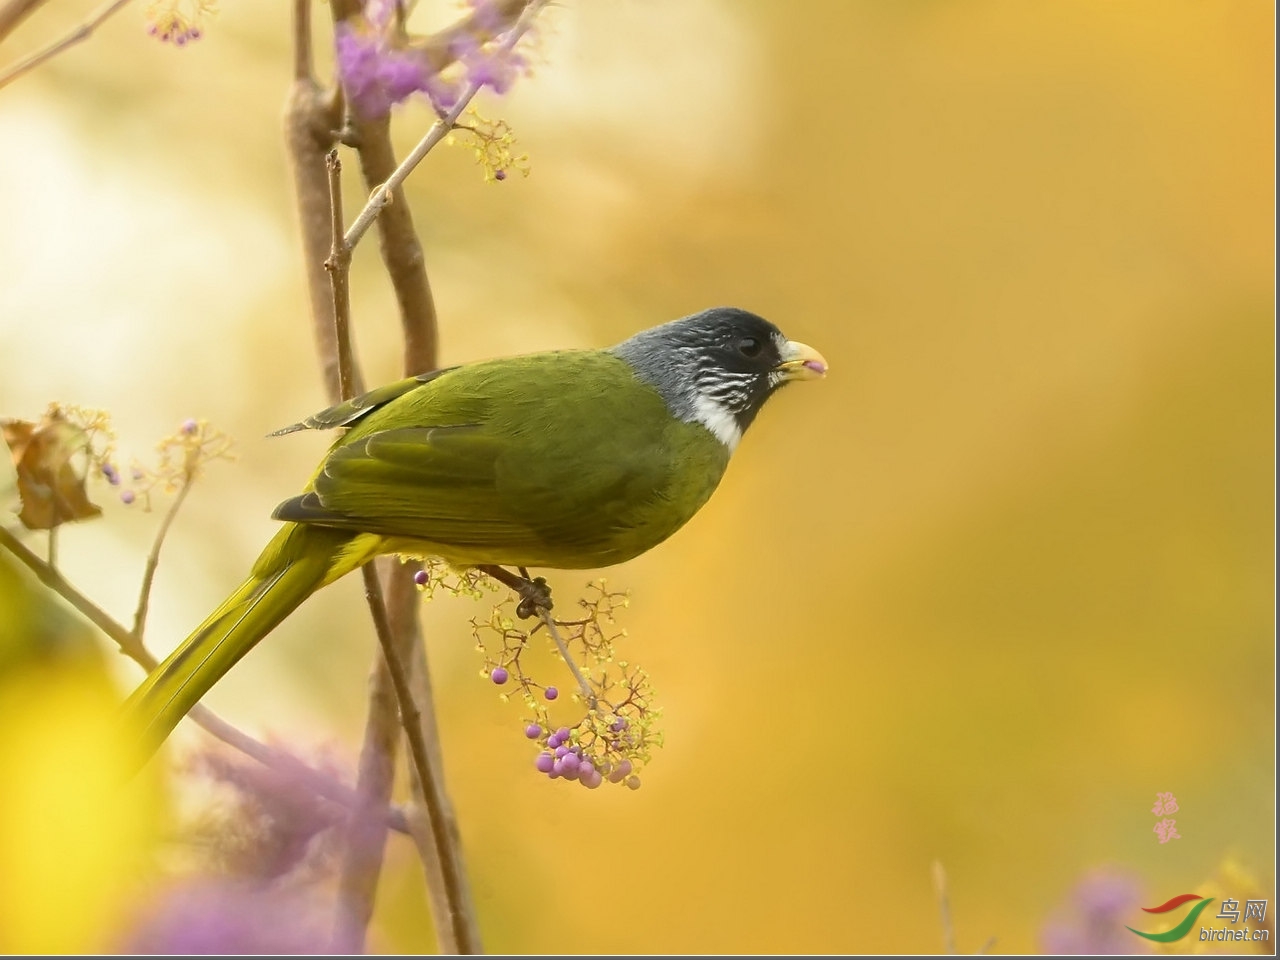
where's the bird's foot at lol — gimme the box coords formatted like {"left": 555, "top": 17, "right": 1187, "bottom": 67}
{"left": 478, "top": 565, "right": 554, "bottom": 620}
{"left": 515, "top": 576, "right": 552, "bottom": 620}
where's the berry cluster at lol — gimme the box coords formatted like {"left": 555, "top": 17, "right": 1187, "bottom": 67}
{"left": 529, "top": 722, "right": 641, "bottom": 790}
{"left": 412, "top": 567, "right": 659, "bottom": 789}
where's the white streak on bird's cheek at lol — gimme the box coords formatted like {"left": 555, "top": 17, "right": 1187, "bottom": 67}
{"left": 690, "top": 394, "right": 742, "bottom": 452}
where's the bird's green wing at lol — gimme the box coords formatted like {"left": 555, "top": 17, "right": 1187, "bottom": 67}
{"left": 271, "top": 350, "right": 706, "bottom": 567}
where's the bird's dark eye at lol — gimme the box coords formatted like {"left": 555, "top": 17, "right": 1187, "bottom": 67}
{"left": 737, "top": 337, "right": 763, "bottom": 358}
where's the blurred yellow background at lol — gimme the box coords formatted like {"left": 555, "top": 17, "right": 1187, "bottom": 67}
{"left": 0, "top": 0, "right": 1273, "bottom": 953}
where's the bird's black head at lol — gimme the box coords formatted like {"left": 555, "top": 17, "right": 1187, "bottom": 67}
{"left": 612, "top": 307, "right": 827, "bottom": 450}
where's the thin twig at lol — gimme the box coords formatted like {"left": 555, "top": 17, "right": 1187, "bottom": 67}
{"left": 391, "top": 564, "right": 480, "bottom": 945}
{"left": 0, "top": 526, "right": 409, "bottom": 834}
{"left": 342, "top": 0, "right": 545, "bottom": 251}
{"left": 0, "top": 0, "right": 48, "bottom": 44}
{"left": 132, "top": 480, "right": 191, "bottom": 638}
{"left": 292, "top": 0, "right": 312, "bottom": 81}
{"left": 331, "top": 565, "right": 404, "bottom": 953}
{"left": 0, "top": 0, "right": 133, "bottom": 91}
{"left": 536, "top": 607, "right": 597, "bottom": 708}
{"left": 323, "top": 149, "right": 355, "bottom": 402}
{"left": 2, "top": 525, "right": 149, "bottom": 662}
{"left": 933, "top": 860, "right": 956, "bottom": 954}
{"left": 362, "top": 563, "right": 476, "bottom": 954}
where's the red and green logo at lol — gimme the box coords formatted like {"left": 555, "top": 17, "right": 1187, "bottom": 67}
{"left": 1127, "top": 894, "right": 1215, "bottom": 943}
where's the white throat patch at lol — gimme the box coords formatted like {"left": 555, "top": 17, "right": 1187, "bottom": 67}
{"left": 691, "top": 394, "right": 742, "bottom": 452}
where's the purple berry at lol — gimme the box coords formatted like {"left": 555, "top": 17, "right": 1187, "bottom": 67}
{"left": 120, "top": 490, "right": 136, "bottom": 505}
{"left": 180, "top": 418, "right": 198, "bottom": 435}
{"left": 610, "top": 717, "right": 628, "bottom": 733}
{"left": 560, "top": 764, "right": 580, "bottom": 782}
{"left": 131, "top": 467, "right": 145, "bottom": 481}
{"left": 578, "top": 760, "right": 595, "bottom": 778}
{"left": 494, "top": 169, "right": 507, "bottom": 181}
{"left": 490, "top": 666, "right": 509, "bottom": 685}
{"left": 554, "top": 726, "right": 571, "bottom": 742}
{"left": 101, "top": 463, "right": 120, "bottom": 485}
{"left": 534, "top": 752, "right": 554, "bottom": 773}
{"left": 559, "top": 753, "right": 580, "bottom": 774}
{"left": 413, "top": 569, "right": 429, "bottom": 587}
{"left": 524, "top": 723, "right": 542, "bottom": 740}
{"left": 547, "top": 733, "right": 562, "bottom": 749}
{"left": 624, "top": 775, "right": 641, "bottom": 790}
{"left": 544, "top": 686, "right": 558, "bottom": 701}
{"left": 581, "top": 769, "right": 603, "bottom": 789}
{"left": 608, "top": 760, "right": 632, "bottom": 784}
{"left": 554, "top": 745, "right": 569, "bottom": 759}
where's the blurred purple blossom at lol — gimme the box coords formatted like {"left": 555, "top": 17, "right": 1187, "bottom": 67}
{"left": 1040, "top": 870, "right": 1151, "bottom": 955}
{"left": 461, "top": 44, "right": 525, "bottom": 95}
{"left": 190, "top": 749, "right": 346, "bottom": 880}
{"left": 335, "top": 0, "right": 527, "bottom": 117}
{"left": 122, "top": 879, "right": 329, "bottom": 954}
{"left": 336, "top": 24, "right": 438, "bottom": 118}
{"left": 464, "top": 0, "right": 509, "bottom": 33}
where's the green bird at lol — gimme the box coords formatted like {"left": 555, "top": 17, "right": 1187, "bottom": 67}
{"left": 123, "top": 307, "right": 826, "bottom": 762}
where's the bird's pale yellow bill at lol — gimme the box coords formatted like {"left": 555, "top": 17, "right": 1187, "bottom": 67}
{"left": 776, "top": 340, "right": 828, "bottom": 381}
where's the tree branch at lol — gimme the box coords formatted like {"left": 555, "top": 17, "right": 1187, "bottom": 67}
{"left": 0, "top": 0, "right": 47, "bottom": 44}
{"left": 318, "top": 84, "right": 481, "bottom": 953}
{"left": 284, "top": 0, "right": 354, "bottom": 402}
{"left": 389, "top": 563, "right": 480, "bottom": 943}
{"left": 0, "top": 0, "right": 133, "bottom": 91}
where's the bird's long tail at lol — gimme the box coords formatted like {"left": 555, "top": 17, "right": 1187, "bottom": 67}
{"left": 121, "top": 523, "right": 376, "bottom": 768}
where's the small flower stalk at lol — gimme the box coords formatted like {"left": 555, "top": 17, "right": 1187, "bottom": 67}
{"left": 122, "top": 418, "right": 236, "bottom": 511}
{"left": 145, "top": 0, "right": 216, "bottom": 45}
{"left": 450, "top": 109, "right": 530, "bottom": 183}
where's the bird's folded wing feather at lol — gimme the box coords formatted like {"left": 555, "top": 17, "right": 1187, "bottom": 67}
{"left": 271, "top": 351, "right": 676, "bottom": 553}
{"left": 273, "top": 423, "right": 641, "bottom": 550}
{"left": 269, "top": 368, "right": 456, "bottom": 436}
